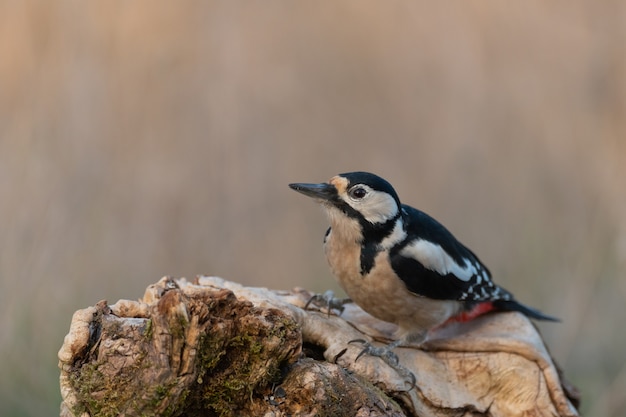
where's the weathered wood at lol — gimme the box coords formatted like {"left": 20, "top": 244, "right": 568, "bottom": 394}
{"left": 58, "top": 276, "right": 579, "bottom": 417}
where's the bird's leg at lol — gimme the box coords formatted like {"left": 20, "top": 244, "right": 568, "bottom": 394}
{"left": 305, "top": 290, "right": 352, "bottom": 316}
{"left": 349, "top": 339, "right": 416, "bottom": 390}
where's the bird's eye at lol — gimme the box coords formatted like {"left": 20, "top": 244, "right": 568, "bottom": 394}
{"left": 349, "top": 187, "right": 367, "bottom": 199}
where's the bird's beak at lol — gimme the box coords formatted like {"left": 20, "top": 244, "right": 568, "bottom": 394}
{"left": 289, "top": 182, "right": 337, "bottom": 201}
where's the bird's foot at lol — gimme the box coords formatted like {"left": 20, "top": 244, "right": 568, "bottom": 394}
{"left": 351, "top": 339, "right": 401, "bottom": 366}
{"left": 305, "top": 290, "right": 352, "bottom": 316}
{"left": 349, "top": 339, "right": 416, "bottom": 390}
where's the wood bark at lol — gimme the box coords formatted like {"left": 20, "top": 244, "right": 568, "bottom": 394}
{"left": 58, "top": 276, "right": 580, "bottom": 417}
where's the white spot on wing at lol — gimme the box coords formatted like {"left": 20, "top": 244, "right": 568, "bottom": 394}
{"left": 400, "top": 239, "right": 475, "bottom": 281}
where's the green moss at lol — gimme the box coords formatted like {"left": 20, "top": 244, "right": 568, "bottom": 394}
{"left": 169, "top": 313, "right": 189, "bottom": 340}
{"left": 183, "top": 314, "right": 298, "bottom": 417}
{"left": 69, "top": 363, "right": 104, "bottom": 416}
{"left": 228, "top": 334, "right": 264, "bottom": 355}
{"left": 69, "top": 300, "right": 299, "bottom": 417}
{"left": 69, "top": 350, "right": 179, "bottom": 417}
{"left": 143, "top": 318, "right": 153, "bottom": 340}
{"left": 70, "top": 362, "right": 121, "bottom": 417}
{"left": 195, "top": 334, "right": 256, "bottom": 416}
{"left": 143, "top": 381, "right": 180, "bottom": 417}
{"left": 196, "top": 333, "right": 226, "bottom": 374}
{"left": 269, "top": 315, "right": 300, "bottom": 339}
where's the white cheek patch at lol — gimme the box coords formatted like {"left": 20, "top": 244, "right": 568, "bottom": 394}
{"left": 348, "top": 190, "right": 399, "bottom": 224}
{"left": 400, "top": 239, "right": 476, "bottom": 282}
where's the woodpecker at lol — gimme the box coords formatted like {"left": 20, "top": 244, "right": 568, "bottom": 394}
{"left": 289, "top": 171, "right": 557, "bottom": 350}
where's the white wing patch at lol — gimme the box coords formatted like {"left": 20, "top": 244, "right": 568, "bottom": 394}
{"left": 400, "top": 239, "right": 477, "bottom": 282}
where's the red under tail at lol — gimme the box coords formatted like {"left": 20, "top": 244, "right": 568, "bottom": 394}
{"left": 439, "top": 299, "right": 558, "bottom": 329}
{"left": 444, "top": 301, "right": 496, "bottom": 325}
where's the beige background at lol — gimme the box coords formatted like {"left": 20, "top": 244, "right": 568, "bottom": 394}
{"left": 1, "top": 2, "right": 625, "bottom": 415}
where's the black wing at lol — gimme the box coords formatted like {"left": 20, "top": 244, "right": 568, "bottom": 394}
{"left": 389, "top": 205, "right": 512, "bottom": 302}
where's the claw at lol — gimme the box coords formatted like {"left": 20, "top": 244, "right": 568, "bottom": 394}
{"left": 406, "top": 371, "right": 417, "bottom": 391}
{"left": 333, "top": 347, "right": 348, "bottom": 363}
{"left": 348, "top": 339, "right": 376, "bottom": 362}
{"left": 304, "top": 290, "right": 351, "bottom": 316}
{"left": 347, "top": 339, "right": 416, "bottom": 391}
{"left": 349, "top": 339, "right": 400, "bottom": 363}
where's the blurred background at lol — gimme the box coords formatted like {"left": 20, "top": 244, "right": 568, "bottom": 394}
{"left": 1, "top": 1, "right": 625, "bottom": 415}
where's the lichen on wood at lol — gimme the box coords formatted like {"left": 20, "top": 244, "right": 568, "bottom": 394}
{"left": 58, "top": 276, "right": 580, "bottom": 417}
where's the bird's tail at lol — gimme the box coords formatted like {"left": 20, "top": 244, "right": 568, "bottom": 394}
{"left": 493, "top": 299, "right": 560, "bottom": 322}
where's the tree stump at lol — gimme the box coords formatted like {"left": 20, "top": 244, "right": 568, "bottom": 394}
{"left": 58, "top": 276, "right": 580, "bottom": 417}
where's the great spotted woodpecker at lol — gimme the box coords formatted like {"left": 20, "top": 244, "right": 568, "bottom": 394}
{"left": 289, "top": 171, "right": 557, "bottom": 353}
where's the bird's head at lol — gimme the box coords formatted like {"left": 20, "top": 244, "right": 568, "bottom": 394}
{"left": 289, "top": 171, "right": 401, "bottom": 227}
